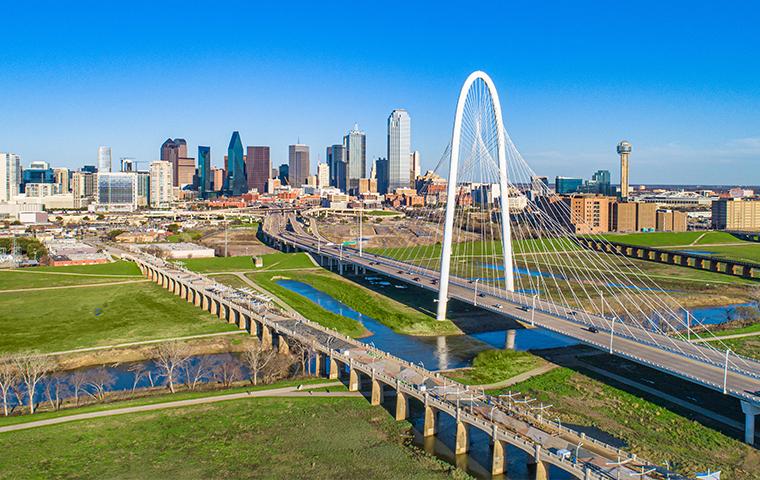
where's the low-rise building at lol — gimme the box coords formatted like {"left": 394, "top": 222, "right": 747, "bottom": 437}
{"left": 712, "top": 198, "right": 760, "bottom": 230}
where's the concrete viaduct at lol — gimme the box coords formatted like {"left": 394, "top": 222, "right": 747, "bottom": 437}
{"left": 577, "top": 238, "right": 759, "bottom": 281}
{"left": 124, "top": 250, "right": 673, "bottom": 480}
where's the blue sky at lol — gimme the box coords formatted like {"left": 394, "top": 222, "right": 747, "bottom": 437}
{"left": 1, "top": 1, "right": 759, "bottom": 184}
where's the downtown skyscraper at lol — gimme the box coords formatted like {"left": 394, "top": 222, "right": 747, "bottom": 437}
{"left": 326, "top": 144, "right": 346, "bottom": 192}
{"left": 226, "top": 131, "right": 247, "bottom": 196}
{"left": 288, "top": 144, "right": 310, "bottom": 188}
{"left": 97, "top": 146, "right": 112, "bottom": 173}
{"left": 343, "top": 125, "right": 366, "bottom": 194}
{"left": 245, "top": 146, "right": 271, "bottom": 193}
{"left": 198, "top": 146, "right": 211, "bottom": 198}
{"left": 387, "top": 109, "right": 411, "bottom": 193}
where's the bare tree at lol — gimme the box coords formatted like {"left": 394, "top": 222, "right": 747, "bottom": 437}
{"left": 44, "top": 373, "right": 70, "bottom": 411}
{"left": 182, "top": 356, "right": 214, "bottom": 391}
{"left": 127, "top": 363, "right": 147, "bottom": 394}
{"left": 153, "top": 341, "right": 191, "bottom": 394}
{"left": 0, "top": 356, "right": 20, "bottom": 416}
{"left": 263, "top": 353, "right": 294, "bottom": 385}
{"left": 14, "top": 353, "right": 54, "bottom": 414}
{"left": 241, "top": 342, "right": 277, "bottom": 386}
{"left": 211, "top": 355, "right": 243, "bottom": 388}
{"left": 84, "top": 368, "right": 116, "bottom": 402}
{"left": 69, "top": 370, "right": 88, "bottom": 406}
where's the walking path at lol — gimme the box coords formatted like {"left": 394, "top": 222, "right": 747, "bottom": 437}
{"left": 42, "top": 330, "right": 246, "bottom": 357}
{"left": 0, "top": 269, "right": 142, "bottom": 278}
{"left": 0, "top": 382, "right": 354, "bottom": 433}
{"left": 0, "top": 279, "right": 150, "bottom": 294}
{"left": 467, "top": 363, "right": 559, "bottom": 390}
{"left": 691, "top": 330, "right": 760, "bottom": 342}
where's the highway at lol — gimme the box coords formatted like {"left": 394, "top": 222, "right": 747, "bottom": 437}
{"left": 265, "top": 213, "right": 760, "bottom": 410}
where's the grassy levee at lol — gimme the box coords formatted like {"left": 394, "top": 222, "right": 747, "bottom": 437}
{"left": 8, "top": 260, "right": 141, "bottom": 276}
{"left": 720, "top": 336, "right": 760, "bottom": 360}
{"left": 500, "top": 368, "right": 760, "bottom": 480}
{"left": 208, "top": 274, "right": 251, "bottom": 290}
{"left": 597, "top": 231, "right": 743, "bottom": 247}
{"left": 272, "top": 270, "right": 459, "bottom": 336}
{"left": 0, "top": 270, "right": 144, "bottom": 290}
{"left": 689, "top": 243, "right": 760, "bottom": 264}
{"left": 448, "top": 350, "right": 543, "bottom": 385}
{"left": 0, "top": 281, "right": 236, "bottom": 353}
{"left": 179, "top": 252, "right": 316, "bottom": 273}
{"left": 0, "top": 377, "right": 333, "bottom": 428}
{"left": 0, "top": 396, "right": 469, "bottom": 480}
{"left": 247, "top": 271, "right": 367, "bottom": 337}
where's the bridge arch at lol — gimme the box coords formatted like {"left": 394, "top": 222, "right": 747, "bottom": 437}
{"left": 437, "top": 71, "right": 515, "bottom": 321}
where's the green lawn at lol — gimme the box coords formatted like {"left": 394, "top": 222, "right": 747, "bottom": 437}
{"left": 179, "top": 252, "right": 316, "bottom": 273}
{"left": 686, "top": 244, "right": 760, "bottom": 264}
{"left": 247, "top": 271, "right": 367, "bottom": 337}
{"left": 0, "top": 396, "right": 467, "bottom": 480}
{"left": 449, "top": 350, "right": 543, "bottom": 385}
{"left": 274, "top": 270, "right": 459, "bottom": 336}
{"left": 0, "top": 281, "right": 236, "bottom": 353}
{"left": 21, "top": 260, "right": 141, "bottom": 276}
{"left": 501, "top": 368, "right": 760, "bottom": 479}
{"left": 208, "top": 273, "right": 252, "bottom": 290}
{"left": 0, "top": 377, "right": 333, "bottom": 428}
{"left": 167, "top": 230, "right": 203, "bottom": 243}
{"left": 0, "top": 261, "right": 144, "bottom": 290}
{"left": 719, "top": 336, "right": 760, "bottom": 360}
{"left": 598, "top": 231, "right": 743, "bottom": 247}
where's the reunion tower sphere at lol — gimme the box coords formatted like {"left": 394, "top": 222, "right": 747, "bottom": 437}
{"left": 617, "top": 140, "right": 632, "bottom": 154}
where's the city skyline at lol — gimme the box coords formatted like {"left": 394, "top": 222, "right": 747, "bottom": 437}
{"left": 1, "top": 2, "right": 759, "bottom": 184}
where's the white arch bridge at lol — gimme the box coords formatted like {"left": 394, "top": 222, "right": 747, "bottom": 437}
{"left": 262, "top": 71, "right": 760, "bottom": 446}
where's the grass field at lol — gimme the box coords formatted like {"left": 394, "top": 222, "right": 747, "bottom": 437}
{"left": 0, "top": 281, "right": 236, "bottom": 353}
{"left": 0, "top": 396, "right": 467, "bottom": 480}
{"left": 179, "top": 252, "right": 316, "bottom": 273}
{"left": 0, "top": 260, "right": 143, "bottom": 290}
{"left": 19, "top": 260, "right": 141, "bottom": 276}
{"left": 258, "top": 270, "right": 459, "bottom": 336}
{"left": 501, "top": 368, "right": 760, "bottom": 480}
{"left": 598, "top": 231, "right": 742, "bottom": 247}
{"left": 448, "top": 349, "right": 543, "bottom": 385}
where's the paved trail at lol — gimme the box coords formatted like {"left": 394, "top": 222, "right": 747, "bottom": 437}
{"left": 0, "top": 279, "right": 150, "bottom": 294}
{"left": 691, "top": 330, "right": 760, "bottom": 342}
{"left": 0, "top": 382, "right": 354, "bottom": 433}
{"left": 466, "top": 363, "right": 559, "bottom": 390}
{"left": 42, "top": 330, "right": 245, "bottom": 357}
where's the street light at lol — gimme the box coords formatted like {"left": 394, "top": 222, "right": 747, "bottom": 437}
{"left": 473, "top": 278, "right": 480, "bottom": 306}
{"left": 723, "top": 348, "right": 731, "bottom": 394}
{"left": 573, "top": 441, "right": 583, "bottom": 464}
{"left": 531, "top": 294, "right": 538, "bottom": 327}
{"left": 609, "top": 317, "right": 616, "bottom": 354}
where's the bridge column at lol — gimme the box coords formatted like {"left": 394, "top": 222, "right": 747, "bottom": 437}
{"left": 328, "top": 355, "right": 338, "bottom": 379}
{"left": 491, "top": 426, "right": 506, "bottom": 477}
{"left": 505, "top": 329, "right": 516, "bottom": 350}
{"left": 348, "top": 361, "right": 359, "bottom": 392}
{"left": 239, "top": 313, "right": 249, "bottom": 331}
{"left": 220, "top": 303, "right": 228, "bottom": 321}
{"left": 454, "top": 412, "right": 468, "bottom": 455}
{"left": 529, "top": 445, "right": 549, "bottom": 480}
{"left": 371, "top": 374, "right": 382, "bottom": 406}
{"left": 395, "top": 382, "right": 407, "bottom": 421}
{"left": 278, "top": 334, "right": 290, "bottom": 355}
{"left": 194, "top": 290, "right": 202, "bottom": 307}
{"left": 741, "top": 401, "right": 759, "bottom": 445}
{"left": 314, "top": 352, "right": 323, "bottom": 377}
{"left": 339, "top": 261, "right": 344, "bottom": 275}
{"left": 211, "top": 299, "right": 219, "bottom": 316}
{"left": 423, "top": 394, "right": 436, "bottom": 437}
{"left": 260, "top": 324, "right": 272, "bottom": 349}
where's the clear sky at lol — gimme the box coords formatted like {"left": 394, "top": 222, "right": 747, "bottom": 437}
{"left": 1, "top": 1, "right": 758, "bottom": 185}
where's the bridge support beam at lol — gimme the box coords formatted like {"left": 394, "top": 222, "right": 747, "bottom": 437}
{"left": 260, "top": 324, "right": 272, "bottom": 349}
{"left": 348, "top": 363, "right": 359, "bottom": 392}
{"left": 395, "top": 389, "right": 407, "bottom": 421}
{"left": 741, "top": 401, "right": 759, "bottom": 445}
{"left": 529, "top": 445, "right": 548, "bottom": 480}
{"left": 423, "top": 395, "right": 436, "bottom": 437}
{"left": 278, "top": 334, "right": 290, "bottom": 355}
{"left": 328, "top": 356, "right": 338, "bottom": 379}
{"left": 455, "top": 417, "right": 468, "bottom": 455}
{"left": 491, "top": 434, "right": 506, "bottom": 477}
{"left": 371, "top": 377, "right": 382, "bottom": 406}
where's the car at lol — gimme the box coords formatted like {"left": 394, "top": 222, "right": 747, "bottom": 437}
{"left": 568, "top": 311, "right": 578, "bottom": 316}
{"left": 478, "top": 293, "right": 486, "bottom": 298}
{"left": 413, "top": 277, "right": 420, "bottom": 281}
{"left": 494, "top": 303, "right": 503, "bottom": 309}
{"left": 517, "top": 305, "right": 532, "bottom": 312}
{"left": 588, "top": 326, "right": 599, "bottom": 333}
{"left": 431, "top": 279, "right": 438, "bottom": 284}
{"left": 397, "top": 270, "right": 404, "bottom": 274}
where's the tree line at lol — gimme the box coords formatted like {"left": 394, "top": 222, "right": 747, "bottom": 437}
{"left": 0, "top": 339, "right": 318, "bottom": 417}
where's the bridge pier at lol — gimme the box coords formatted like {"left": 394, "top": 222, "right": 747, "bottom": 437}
{"left": 505, "top": 329, "right": 516, "bottom": 350}
{"left": 371, "top": 375, "right": 382, "bottom": 406}
{"left": 455, "top": 415, "right": 468, "bottom": 455}
{"left": 423, "top": 403, "right": 437, "bottom": 437}
{"left": 328, "top": 355, "right": 338, "bottom": 379}
{"left": 395, "top": 386, "right": 407, "bottom": 420}
{"left": 529, "top": 445, "right": 549, "bottom": 480}
{"left": 348, "top": 362, "right": 359, "bottom": 392}
{"left": 278, "top": 334, "right": 290, "bottom": 355}
{"left": 491, "top": 428, "right": 506, "bottom": 477}
{"left": 741, "top": 401, "right": 759, "bottom": 445}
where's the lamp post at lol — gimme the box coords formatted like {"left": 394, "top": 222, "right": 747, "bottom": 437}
{"left": 473, "top": 278, "right": 480, "bottom": 306}
{"left": 531, "top": 294, "right": 538, "bottom": 327}
{"left": 609, "top": 317, "right": 616, "bottom": 354}
{"left": 723, "top": 348, "right": 731, "bottom": 394}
